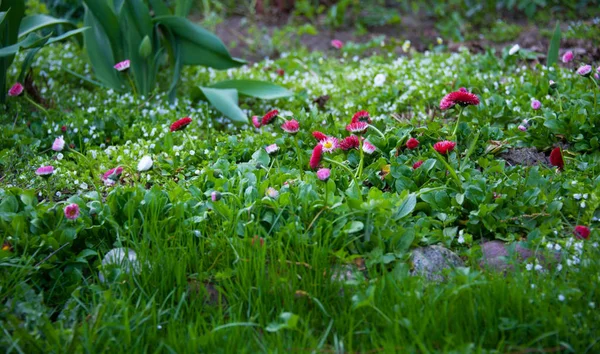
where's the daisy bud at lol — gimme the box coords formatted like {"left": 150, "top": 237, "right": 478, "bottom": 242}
{"left": 316, "top": 168, "right": 331, "bottom": 181}
{"left": 52, "top": 136, "right": 65, "bottom": 151}
{"left": 549, "top": 147, "right": 564, "bottom": 171}
{"left": 137, "top": 155, "right": 153, "bottom": 172}
{"left": 35, "top": 165, "right": 54, "bottom": 178}
{"left": 561, "top": 51, "right": 573, "bottom": 63}
{"left": 8, "top": 82, "right": 24, "bottom": 97}
{"left": 211, "top": 191, "right": 221, "bottom": 202}
{"left": 433, "top": 140, "right": 456, "bottom": 155}
{"left": 574, "top": 225, "right": 591, "bottom": 240}
{"left": 265, "top": 144, "right": 279, "bottom": 154}
{"left": 331, "top": 39, "right": 343, "bottom": 49}
{"left": 114, "top": 60, "right": 131, "bottom": 71}
{"left": 577, "top": 64, "right": 592, "bottom": 77}
{"left": 406, "top": 137, "right": 419, "bottom": 150}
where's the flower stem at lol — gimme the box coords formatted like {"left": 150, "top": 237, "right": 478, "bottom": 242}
{"left": 184, "top": 130, "right": 198, "bottom": 153}
{"left": 127, "top": 73, "right": 138, "bottom": 97}
{"left": 323, "top": 157, "right": 357, "bottom": 184}
{"left": 46, "top": 179, "right": 53, "bottom": 203}
{"left": 24, "top": 96, "right": 48, "bottom": 116}
{"left": 367, "top": 124, "right": 386, "bottom": 139}
{"left": 590, "top": 77, "right": 599, "bottom": 114}
{"left": 451, "top": 106, "right": 464, "bottom": 138}
{"left": 293, "top": 136, "right": 304, "bottom": 178}
{"left": 324, "top": 181, "right": 328, "bottom": 207}
{"left": 356, "top": 140, "right": 364, "bottom": 180}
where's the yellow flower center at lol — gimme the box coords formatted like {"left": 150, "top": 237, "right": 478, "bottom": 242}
{"left": 323, "top": 141, "right": 333, "bottom": 149}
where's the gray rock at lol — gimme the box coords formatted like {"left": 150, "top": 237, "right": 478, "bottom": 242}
{"left": 410, "top": 245, "right": 464, "bottom": 281}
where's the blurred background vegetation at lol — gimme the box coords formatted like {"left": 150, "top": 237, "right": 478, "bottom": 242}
{"left": 25, "top": 0, "right": 600, "bottom": 51}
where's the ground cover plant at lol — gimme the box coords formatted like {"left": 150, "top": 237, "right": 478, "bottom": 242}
{"left": 1, "top": 3, "right": 600, "bottom": 353}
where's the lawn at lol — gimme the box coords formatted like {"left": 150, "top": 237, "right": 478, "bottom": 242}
{"left": 1, "top": 1, "right": 600, "bottom": 353}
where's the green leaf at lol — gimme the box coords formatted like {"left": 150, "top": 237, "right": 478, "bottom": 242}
{"left": 393, "top": 193, "right": 416, "bottom": 220}
{"left": 82, "top": 7, "right": 123, "bottom": 90}
{"left": 198, "top": 87, "right": 247, "bottom": 123}
{"left": 138, "top": 35, "right": 152, "bottom": 58}
{"left": 46, "top": 27, "right": 89, "bottom": 45}
{"left": 209, "top": 79, "right": 293, "bottom": 99}
{"left": 18, "top": 14, "right": 74, "bottom": 38}
{"left": 148, "top": 0, "right": 171, "bottom": 16}
{"left": 0, "top": 32, "right": 52, "bottom": 57}
{"left": 0, "top": 1, "right": 25, "bottom": 103}
{"left": 547, "top": 22, "right": 560, "bottom": 67}
{"left": 154, "top": 15, "right": 245, "bottom": 69}
{"left": 266, "top": 312, "right": 299, "bottom": 333}
{"left": 82, "top": 0, "right": 122, "bottom": 58}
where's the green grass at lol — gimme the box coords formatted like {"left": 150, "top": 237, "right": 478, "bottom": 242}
{"left": 1, "top": 41, "right": 600, "bottom": 352}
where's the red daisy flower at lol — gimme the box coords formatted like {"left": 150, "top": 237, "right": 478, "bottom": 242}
{"left": 281, "top": 119, "right": 300, "bottom": 134}
{"left": 413, "top": 160, "right": 424, "bottom": 169}
{"left": 312, "top": 131, "right": 328, "bottom": 141}
{"left": 433, "top": 140, "right": 456, "bottom": 155}
{"left": 549, "top": 147, "right": 564, "bottom": 170}
{"left": 406, "top": 137, "right": 419, "bottom": 150}
{"left": 340, "top": 135, "right": 360, "bottom": 150}
{"left": 439, "top": 90, "right": 480, "bottom": 111}
{"left": 346, "top": 121, "right": 369, "bottom": 134}
{"left": 351, "top": 110, "right": 371, "bottom": 124}
{"left": 261, "top": 109, "right": 279, "bottom": 125}
{"left": 574, "top": 225, "right": 591, "bottom": 240}
{"left": 309, "top": 144, "right": 323, "bottom": 170}
{"left": 170, "top": 117, "right": 192, "bottom": 132}
{"left": 252, "top": 116, "right": 261, "bottom": 128}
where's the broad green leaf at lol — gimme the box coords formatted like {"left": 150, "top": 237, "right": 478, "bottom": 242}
{"left": 0, "top": 11, "right": 7, "bottom": 27}
{"left": 1, "top": 1, "right": 25, "bottom": 103}
{"left": 547, "top": 22, "right": 560, "bottom": 67}
{"left": 148, "top": 0, "right": 171, "bottom": 16}
{"left": 393, "top": 193, "right": 416, "bottom": 220}
{"left": 82, "top": 0, "right": 122, "bottom": 59}
{"left": 18, "top": 14, "right": 74, "bottom": 38}
{"left": 83, "top": 7, "right": 123, "bottom": 91}
{"left": 175, "top": 0, "right": 193, "bottom": 17}
{"left": 162, "top": 27, "right": 182, "bottom": 102}
{"left": 198, "top": 87, "right": 247, "bottom": 123}
{"left": 0, "top": 32, "right": 52, "bottom": 57}
{"left": 266, "top": 312, "right": 299, "bottom": 332}
{"left": 154, "top": 15, "right": 244, "bottom": 69}
{"left": 46, "top": 27, "right": 89, "bottom": 45}
{"left": 210, "top": 79, "right": 293, "bottom": 99}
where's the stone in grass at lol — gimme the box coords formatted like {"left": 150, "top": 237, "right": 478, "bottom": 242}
{"left": 480, "top": 240, "right": 560, "bottom": 272}
{"left": 98, "top": 247, "right": 141, "bottom": 283}
{"left": 410, "top": 245, "right": 464, "bottom": 281}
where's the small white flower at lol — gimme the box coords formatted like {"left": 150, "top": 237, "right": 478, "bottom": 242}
{"left": 531, "top": 284, "right": 536, "bottom": 289}
{"left": 266, "top": 187, "right": 279, "bottom": 199}
{"left": 554, "top": 244, "right": 561, "bottom": 251}
{"left": 373, "top": 73, "right": 386, "bottom": 87}
{"left": 580, "top": 201, "right": 586, "bottom": 208}
{"left": 457, "top": 234, "right": 465, "bottom": 244}
{"left": 590, "top": 302, "right": 596, "bottom": 308}
{"left": 57, "top": 153, "right": 64, "bottom": 160}
{"left": 526, "top": 263, "right": 533, "bottom": 271}
{"left": 534, "top": 264, "right": 543, "bottom": 271}
{"left": 137, "top": 155, "right": 153, "bottom": 171}
{"left": 508, "top": 44, "right": 520, "bottom": 55}
{"left": 558, "top": 294, "right": 565, "bottom": 302}
{"left": 573, "top": 193, "right": 582, "bottom": 200}
{"left": 556, "top": 264, "right": 563, "bottom": 271}
{"left": 190, "top": 150, "right": 195, "bottom": 156}
{"left": 195, "top": 170, "right": 201, "bottom": 175}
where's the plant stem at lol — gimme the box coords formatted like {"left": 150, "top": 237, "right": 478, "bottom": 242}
{"left": 184, "top": 130, "right": 198, "bottom": 153}
{"left": 46, "top": 179, "right": 53, "bottom": 203}
{"left": 324, "top": 181, "right": 328, "bottom": 207}
{"left": 590, "top": 77, "right": 599, "bottom": 114}
{"left": 293, "top": 136, "right": 304, "bottom": 178}
{"left": 356, "top": 140, "right": 364, "bottom": 180}
{"left": 24, "top": 96, "right": 48, "bottom": 116}
{"left": 451, "top": 106, "right": 464, "bottom": 138}
{"left": 127, "top": 73, "right": 138, "bottom": 97}
{"left": 323, "top": 157, "right": 357, "bottom": 184}
{"left": 367, "top": 124, "right": 386, "bottom": 139}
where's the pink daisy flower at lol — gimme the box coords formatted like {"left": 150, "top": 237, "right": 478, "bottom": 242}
{"left": 281, "top": 119, "right": 299, "bottom": 134}
{"left": 351, "top": 110, "right": 371, "bottom": 124}
{"left": 561, "top": 51, "right": 573, "bottom": 63}
{"left": 362, "top": 140, "right": 376, "bottom": 154}
{"left": 52, "top": 136, "right": 65, "bottom": 152}
{"left": 64, "top": 203, "right": 81, "bottom": 220}
{"left": 35, "top": 165, "right": 54, "bottom": 177}
{"left": 114, "top": 60, "right": 131, "bottom": 72}
{"left": 531, "top": 99, "right": 541, "bottom": 110}
{"left": 321, "top": 137, "right": 338, "bottom": 153}
{"left": 331, "top": 39, "right": 343, "bottom": 49}
{"left": 102, "top": 166, "right": 123, "bottom": 186}
{"left": 439, "top": 90, "right": 480, "bottom": 111}
{"left": 170, "top": 117, "right": 192, "bottom": 132}
{"left": 211, "top": 191, "right": 221, "bottom": 202}
{"left": 312, "top": 131, "right": 328, "bottom": 141}
{"left": 340, "top": 135, "right": 360, "bottom": 150}
{"left": 8, "top": 82, "right": 24, "bottom": 97}
{"left": 577, "top": 65, "right": 592, "bottom": 77}
{"left": 252, "top": 116, "right": 262, "bottom": 128}
{"left": 346, "top": 121, "right": 369, "bottom": 134}
{"left": 266, "top": 187, "right": 279, "bottom": 199}
{"left": 406, "top": 137, "right": 419, "bottom": 150}
{"left": 265, "top": 144, "right": 279, "bottom": 154}
{"left": 261, "top": 110, "right": 279, "bottom": 126}
{"left": 433, "top": 141, "right": 456, "bottom": 155}
{"left": 309, "top": 144, "right": 323, "bottom": 170}
{"left": 316, "top": 168, "right": 331, "bottom": 181}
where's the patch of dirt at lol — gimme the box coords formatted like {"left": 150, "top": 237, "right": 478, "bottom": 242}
{"left": 208, "top": 14, "right": 599, "bottom": 63}
{"left": 500, "top": 147, "right": 548, "bottom": 167}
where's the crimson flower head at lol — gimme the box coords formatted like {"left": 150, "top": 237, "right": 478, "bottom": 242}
{"left": 276, "top": 68, "right": 285, "bottom": 76}
{"left": 433, "top": 140, "right": 456, "bottom": 155}
{"left": 574, "top": 225, "right": 591, "bottom": 240}
{"left": 64, "top": 203, "right": 81, "bottom": 220}
{"left": 8, "top": 82, "right": 24, "bottom": 97}
{"left": 406, "top": 137, "right": 419, "bottom": 150}
{"left": 170, "top": 117, "right": 192, "bottom": 132}
{"left": 346, "top": 121, "right": 368, "bottom": 134}
{"left": 340, "top": 135, "right": 360, "bottom": 150}
{"left": 312, "top": 131, "right": 328, "bottom": 141}
{"left": 309, "top": 144, "right": 323, "bottom": 170}
{"left": 102, "top": 166, "right": 123, "bottom": 186}
{"left": 440, "top": 90, "right": 480, "bottom": 111}
{"left": 549, "top": 147, "right": 564, "bottom": 170}
{"left": 261, "top": 109, "right": 279, "bottom": 125}
{"left": 252, "top": 116, "right": 261, "bottom": 129}
{"left": 281, "top": 119, "right": 299, "bottom": 134}
{"left": 413, "top": 160, "right": 424, "bottom": 169}
{"left": 351, "top": 110, "right": 371, "bottom": 124}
